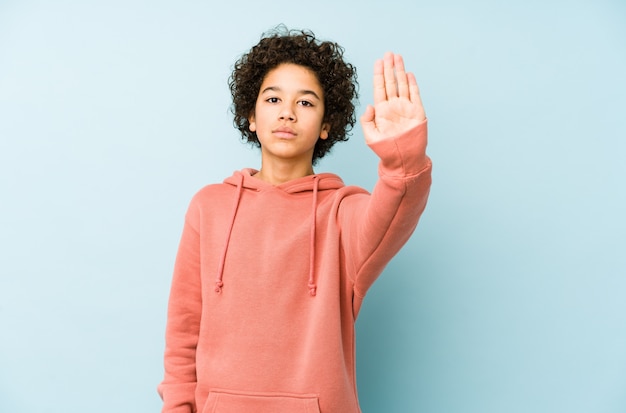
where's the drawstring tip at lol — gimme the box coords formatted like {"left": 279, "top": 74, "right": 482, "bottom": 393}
{"left": 308, "top": 284, "right": 317, "bottom": 297}
{"left": 215, "top": 280, "right": 224, "bottom": 294}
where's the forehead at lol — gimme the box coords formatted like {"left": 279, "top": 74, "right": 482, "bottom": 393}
{"left": 260, "top": 63, "right": 323, "bottom": 93}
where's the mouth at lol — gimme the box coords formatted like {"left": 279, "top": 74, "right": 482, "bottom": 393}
{"left": 273, "top": 127, "right": 296, "bottom": 139}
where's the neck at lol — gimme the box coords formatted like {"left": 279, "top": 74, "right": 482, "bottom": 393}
{"left": 254, "top": 161, "right": 315, "bottom": 185}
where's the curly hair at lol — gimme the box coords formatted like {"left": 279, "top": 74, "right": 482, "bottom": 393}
{"left": 228, "top": 26, "right": 358, "bottom": 165}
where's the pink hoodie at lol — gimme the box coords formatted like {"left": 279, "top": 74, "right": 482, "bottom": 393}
{"left": 159, "top": 120, "right": 431, "bottom": 413}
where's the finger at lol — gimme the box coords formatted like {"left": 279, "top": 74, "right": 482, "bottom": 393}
{"left": 360, "top": 104, "right": 375, "bottom": 126}
{"left": 407, "top": 72, "right": 421, "bottom": 103}
{"left": 372, "top": 58, "right": 386, "bottom": 104}
{"left": 395, "top": 54, "right": 409, "bottom": 99}
{"left": 383, "top": 52, "right": 397, "bottom": 99}
{"left": 407, "top": 72, "right": 427, "bottom": 120}
{"left": 360, "top": 105, "right": 379, "bottom": 143}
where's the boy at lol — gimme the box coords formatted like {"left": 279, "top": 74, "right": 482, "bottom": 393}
{"left": 158, "top": 27, "right": 431, "bottom": 413}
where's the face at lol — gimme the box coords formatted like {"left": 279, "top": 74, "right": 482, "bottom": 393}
{"left": 248, "top": 63, "right": 330, "bottom": 166}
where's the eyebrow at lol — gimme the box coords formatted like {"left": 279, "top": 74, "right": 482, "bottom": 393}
{"left": 260, "top": 86, "right": 322, "bottom": 100}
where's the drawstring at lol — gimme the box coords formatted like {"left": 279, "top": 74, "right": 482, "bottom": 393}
{"left": 308, "top": 176, "right": 319, "bottom": 297}
{"left": 215, "top": 172, "right": 320, "bottom": 296}
{"left": 215, "top": 173, "right": 244, "bottom": 293}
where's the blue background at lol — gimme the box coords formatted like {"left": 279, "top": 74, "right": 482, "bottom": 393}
{"left": 1, "top": 1, "right": 625, "bottom": 412}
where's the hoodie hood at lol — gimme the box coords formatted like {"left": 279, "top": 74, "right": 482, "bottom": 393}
{"left": 223, "top": 168, "right": 346, "bottom": 193}
{"left": 214, "top": 168, "right": 345, "bottom": 296}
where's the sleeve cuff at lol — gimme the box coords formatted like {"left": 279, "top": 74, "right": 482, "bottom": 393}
{"left": 366, "top": 118, "right": 429, "bottom": 178}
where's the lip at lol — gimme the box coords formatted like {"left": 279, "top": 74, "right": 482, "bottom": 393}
{"left": 273, "top": 126, "right": 296, "bottom": 139}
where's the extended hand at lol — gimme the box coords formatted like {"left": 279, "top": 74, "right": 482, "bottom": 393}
{"left": 360, "top": 52, "right": 426, "bottom": 144}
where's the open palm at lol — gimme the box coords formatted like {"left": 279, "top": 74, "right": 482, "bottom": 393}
{"left": 361, "top": 52, "right": 426, "bottom": 144}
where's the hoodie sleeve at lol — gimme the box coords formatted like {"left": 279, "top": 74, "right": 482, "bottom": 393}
{"left": 157, "top": 203, "right": 203, "bottom": 413}
{"left": 341, "top": 119, "right": 431, "bottom": 301}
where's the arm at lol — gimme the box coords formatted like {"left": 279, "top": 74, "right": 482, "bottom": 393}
{"left": 343, "top": 53, "right": 431, "bottom": 298}
{"left": 157, "top": 207, "right": 202, "bottom": 413}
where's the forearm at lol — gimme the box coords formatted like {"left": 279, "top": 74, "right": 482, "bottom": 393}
{"left": 346, "top": 120, "right": 432, "bottom": 296}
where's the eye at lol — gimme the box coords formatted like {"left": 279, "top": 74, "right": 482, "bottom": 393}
{"left": 266, "top": 97, "right": 280, "bottom": 103}
{"left": 298, "top": 100, "right": 314, "bottom": 107}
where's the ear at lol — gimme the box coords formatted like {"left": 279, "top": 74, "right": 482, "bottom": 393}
{"left": 248, "top": 113, "right": 256, "bottom": 132}
{"left": 320, "top": 123, "right": 330, "bottom": 140}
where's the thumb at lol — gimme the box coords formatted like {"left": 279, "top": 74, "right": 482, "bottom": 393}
{"left": 360, "top": 105, "right": 376, "bottom": 135}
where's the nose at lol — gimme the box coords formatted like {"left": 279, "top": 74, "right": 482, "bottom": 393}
{"left": 278, "top": 103, "right": 296, "bottom": 121}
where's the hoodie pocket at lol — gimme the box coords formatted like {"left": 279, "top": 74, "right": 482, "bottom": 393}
{"left": 202, "top": 389, "right": 321, "bottom": 413}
